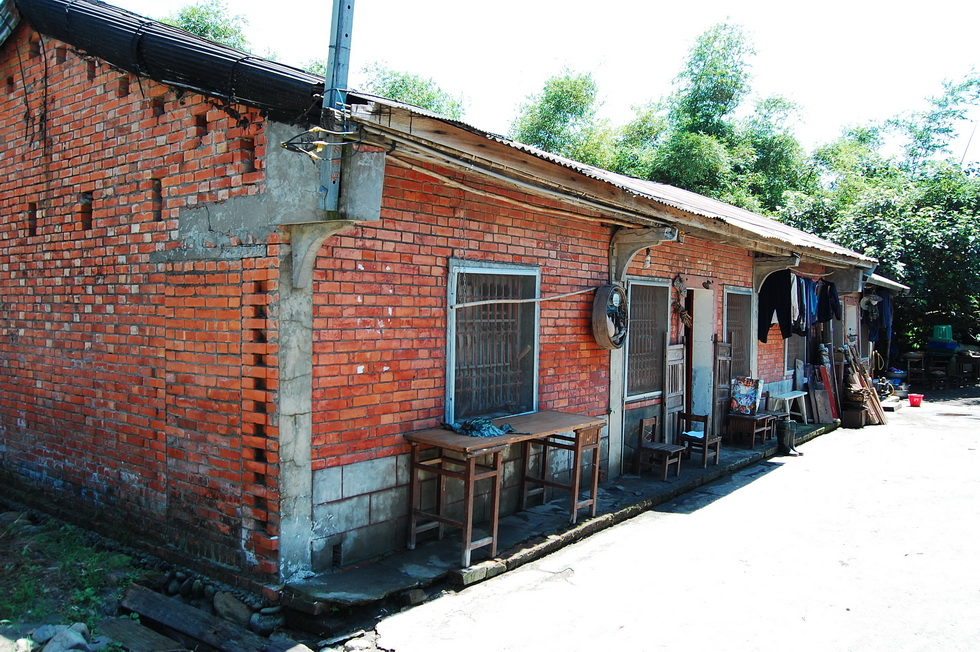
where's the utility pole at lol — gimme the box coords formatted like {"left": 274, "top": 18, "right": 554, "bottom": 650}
{"left": 319, "top": 0, "right": 355, "bottom": 214}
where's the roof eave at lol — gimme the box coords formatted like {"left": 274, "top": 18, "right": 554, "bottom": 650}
{"left": 349, "top": 96, "right": 875, "bottom": 270}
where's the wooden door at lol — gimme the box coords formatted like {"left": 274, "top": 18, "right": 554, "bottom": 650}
{"left": 662, "top": 333, "right": 686, "bottom": 444}
{"left": 713, "top": 335, "right": 733, "bottom": 440}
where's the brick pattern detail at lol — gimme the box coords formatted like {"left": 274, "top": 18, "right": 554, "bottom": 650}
{"left": 240, "top": 258, "right": 280, "bottom": 575}
{"left": 0, "top": 29, "right": 276, "bottom": 581}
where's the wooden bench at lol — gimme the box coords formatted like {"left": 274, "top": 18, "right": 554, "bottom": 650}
{"left": 770, "top": 390, "right": 808, "bottom": 424}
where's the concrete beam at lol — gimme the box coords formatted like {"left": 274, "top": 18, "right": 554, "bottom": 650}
{"left": 609, "top": 226, "right": 680, "bottom": 283}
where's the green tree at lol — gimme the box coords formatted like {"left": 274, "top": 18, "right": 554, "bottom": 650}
{"left": 355, "top": 63, "right": 465, "bottom": 120}
{"left": 735, "top": 96, "right": 816, "bottom": 211}
{"left": 625, "top": 25, "right": 810, "bottom": 211}
{"left": 509, "top": 69, "right": 613, "bottom": 168}
{"left": 610, "top": 102, "right": 668, "bottom": 179}
{"left": 779, "top": 81, "right": 980, "bottom": 348}
{"left": 669, "top": 22, "right": 755, "bottom": 137}
{"left": 162, "top": 0, "right": 250, "bottom": 51}
{"left": 890, "top": 71, "right": 980, "bottom": 171}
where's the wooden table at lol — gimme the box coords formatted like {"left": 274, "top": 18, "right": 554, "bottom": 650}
{"left": 404, "top": 410, "right": 606, "bottom": 567}
{"left": 727, "top": 412, "right": 774, "bottom": 448}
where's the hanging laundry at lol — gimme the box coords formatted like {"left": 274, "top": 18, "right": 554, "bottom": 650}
{"left": 792, "top": 275, "right": 808, "bottom": 335}
{"left": 865, "top": 288, "right": 893, "bottom": 341}
{"left": 757, "top": 269, "right": 793, "bottom": 343}
{"left": 817, "top": 280, "right": 842, "bottom": 322}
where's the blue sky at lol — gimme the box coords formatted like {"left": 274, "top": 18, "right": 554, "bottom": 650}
{"left": 107, "top": 0, "right": 980, "bottom": 160}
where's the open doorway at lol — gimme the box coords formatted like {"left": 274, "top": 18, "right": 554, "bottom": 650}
{"left": 689, "top": 288, "right": 715, "bottom": 417}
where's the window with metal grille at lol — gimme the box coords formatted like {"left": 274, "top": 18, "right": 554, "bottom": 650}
{"left": 627, "top": 283, "right": 668, "bottom": 397}
{"left": 726, "top": 290, "right": 753, "bottom": 378}
{"left": 786, "top": 333, "right": 808, "bottom": 372}
{"left": 448, "top": 262, "right": 539, "bottom": 422}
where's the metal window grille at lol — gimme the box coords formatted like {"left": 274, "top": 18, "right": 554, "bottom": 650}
{"left": 627, "top": 284, "right": 668, "bottom": 396}
{"left": 786, "top": 332, "right": 807, "bottom": 372}
{"left": 452, "top": 272, "right": 536, "bottom": 420}
{"left": 726, "top": 291, "right": 752, "bottom": 377}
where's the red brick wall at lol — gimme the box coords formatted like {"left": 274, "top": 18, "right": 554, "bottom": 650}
{"left": 308, "top": 164, "right": 612, "bottom": 469}
{"left": 624, "top": 236, "right": 755, "bottom": 342}
{"left": 0, "top": 28, "right": 277, "bottom": 580}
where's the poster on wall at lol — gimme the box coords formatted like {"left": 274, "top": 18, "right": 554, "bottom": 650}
{"left": 730, "top": 376, "right": 764, "bottom": 414}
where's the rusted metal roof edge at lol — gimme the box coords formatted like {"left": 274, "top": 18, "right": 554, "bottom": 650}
{"left": 349, "top": 95, "right": 875, "bottom": 269}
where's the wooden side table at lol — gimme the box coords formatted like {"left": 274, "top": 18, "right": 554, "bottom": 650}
{"left": 521, "top": 424, "right": 602, "bottom": 524}
{"left": 727, "top": 413, "right": 772, "bottom": 448}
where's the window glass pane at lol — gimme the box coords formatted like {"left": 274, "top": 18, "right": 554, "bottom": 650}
{"left": 726, "top": 292, "right": 752, "bottom": 378}
{"left": 627, "top": 284, "right": 667, "bottom": 396}
{"left": 453, "top": 272, "right": 536, "bottom": 420}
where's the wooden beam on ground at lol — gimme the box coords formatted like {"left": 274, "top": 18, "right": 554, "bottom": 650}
{"left": 98, "top": 618, "right": 183, "bottom": 652}
{"left": 121, "top": 585, "right": 311, "bottom": 652}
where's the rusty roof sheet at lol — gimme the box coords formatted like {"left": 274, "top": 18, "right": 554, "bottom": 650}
{"left": 494, "top": 136, "right": 873, "bottom": 265}
{"left": 350, "top": 93, "right": 873, "bottom": 267}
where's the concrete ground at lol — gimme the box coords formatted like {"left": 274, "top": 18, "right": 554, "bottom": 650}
{"left": 285, "top": 422, "right": 834, "bottom": 617}
{"left": 370, "top": 386, "right": 980, "bottom": 652}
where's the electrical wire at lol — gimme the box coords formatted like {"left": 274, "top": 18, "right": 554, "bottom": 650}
{"left": 450, "top": 287, "right": 596, "bottom": 310}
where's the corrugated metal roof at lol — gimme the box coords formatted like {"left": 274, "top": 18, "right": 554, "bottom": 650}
{"left": 483, "top": 132, "right": 871, "bottom": 264}
{"left": 1, "top": 0, "right": 20, "bottom": 48}
{"left": 350, "top": 93, "right": 875, "bottom": 267}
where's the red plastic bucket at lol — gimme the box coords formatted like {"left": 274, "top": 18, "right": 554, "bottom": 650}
{"left": 908, "top": 393, "right": 924, "bottom": 407}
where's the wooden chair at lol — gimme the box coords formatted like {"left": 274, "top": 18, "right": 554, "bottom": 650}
{"left": 634, "top": 416, "right": 686, "bottom": 481}
{"left": 677, "top": 412, "right": 720, "bottom": 468}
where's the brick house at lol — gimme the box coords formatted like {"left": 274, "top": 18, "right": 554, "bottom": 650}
{"left": 0, "top": 0, "right": 877, "bottom": 586}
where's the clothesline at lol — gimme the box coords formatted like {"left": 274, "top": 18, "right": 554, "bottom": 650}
{"left": 788, "top": 268, "right": 837, "bottom": 279}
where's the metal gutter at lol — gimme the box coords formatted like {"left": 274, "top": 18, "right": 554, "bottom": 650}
{"left": 1, "top": 0, "right": 19, "bottom": 48}
{"left": 13, "top": 0, "right": 324, "bottom": 122}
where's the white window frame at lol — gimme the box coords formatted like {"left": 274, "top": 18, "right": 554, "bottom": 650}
{"left": 625, "top": 279, "right": 671, "bottom": 401}
{"left": 446, "top": 259, "right": 540, "bottom": 423}
{"left": 724, "top": 287, "right": 755, "bottom": 379}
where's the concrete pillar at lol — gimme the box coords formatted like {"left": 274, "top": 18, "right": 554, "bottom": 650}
{"left": 276, "top": 244, "right": 315, "bottom": 581}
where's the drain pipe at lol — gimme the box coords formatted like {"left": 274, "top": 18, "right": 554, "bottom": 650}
{"left": 319, "top": 0, "right": 355, "bottom": 214}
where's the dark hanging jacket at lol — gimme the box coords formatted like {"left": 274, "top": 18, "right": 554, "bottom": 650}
{"left": 817, "top": 281, "right": 842, "bottom": 322}
{"left": 758, "top": 269, "right": 793, "bottom": 343}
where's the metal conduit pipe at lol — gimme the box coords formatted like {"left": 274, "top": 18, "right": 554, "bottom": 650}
{"left": 358, "top": 122, "right": 673, "bottom": 231}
